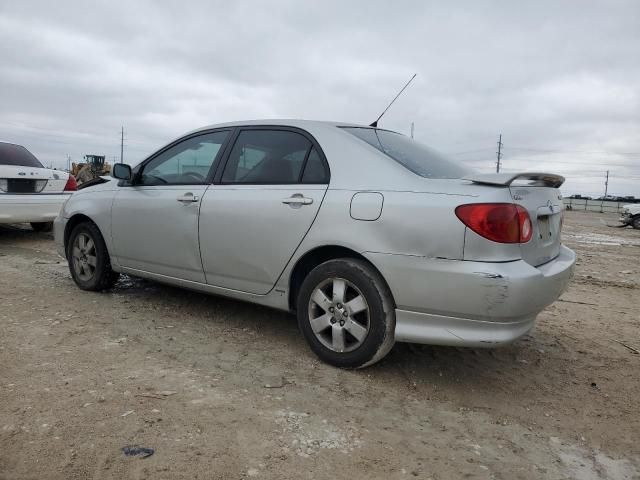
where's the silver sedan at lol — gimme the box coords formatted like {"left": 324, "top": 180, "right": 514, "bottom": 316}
{"left": 54, "top": 120, "right": 575, "bottom": 368}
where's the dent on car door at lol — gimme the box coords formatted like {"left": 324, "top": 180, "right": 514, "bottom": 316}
{"left": 199, "top": 128, "right": 330, "bottom": 294}
{"left": 110, "top": 130, "right": 230, "bottom": 282}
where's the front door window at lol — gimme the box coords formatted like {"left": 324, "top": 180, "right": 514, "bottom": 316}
{"left": 140, "top": 131, "right": 229, "bottom": 185}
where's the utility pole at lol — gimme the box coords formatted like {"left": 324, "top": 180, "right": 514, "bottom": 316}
{"left": 120, "top": 126, "right": 125, "bottom": 164}
{"left": 599, "top": 170, "right": 610, "bottom": 213}
{"left": 66, "top": 154, "right": 71, "bottom": 172}
{"left": 410, "top": 122, "right": 415, "bottom": 139}
{"left": 496, "top": 134, "right": 503, "bottom": 173}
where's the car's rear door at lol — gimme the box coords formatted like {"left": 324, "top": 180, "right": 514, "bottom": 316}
{"left": 110, "top": 130, "right": 230, "bottom": 282}
{"left": 199, "top": 127, "right": 330, "bottom": 294}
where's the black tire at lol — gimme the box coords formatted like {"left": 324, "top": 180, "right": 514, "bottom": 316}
{"left": 31, "top": 222, "right": 53, "bottom": 232}
{"left": 632, "top": 216, "right": 640, "bottom": 230}
{"left": 66, "top": 222, "right": 120, "bottom": 291}
{"left": 297, "top": 258, "right": 395, "bottom": 369}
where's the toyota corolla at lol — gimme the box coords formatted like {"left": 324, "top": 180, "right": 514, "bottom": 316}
{"left": 54, "top": 120, "right": 575, "bottom": 368}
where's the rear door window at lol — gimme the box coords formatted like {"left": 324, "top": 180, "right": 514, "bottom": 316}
{"left": 222, "top": 129, "right": 327, "bottom": 184}
{"left": 301, "top": 148, "right": 329, "bottom": 183}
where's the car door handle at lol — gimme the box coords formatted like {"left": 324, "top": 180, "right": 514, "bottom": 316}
{"left": 177, "top": 193, "right": 199, "bottom": 203}
{"left": 282, "top": 195, "right": 313, "bottom": 206}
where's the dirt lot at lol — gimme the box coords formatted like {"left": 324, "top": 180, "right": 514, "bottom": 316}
{"left": 0, "top": 211, "right": 638, "bottom": 479}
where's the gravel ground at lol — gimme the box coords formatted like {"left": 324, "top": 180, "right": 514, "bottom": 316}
{"left": 0, "top": 211, "right": 638, "bottom": 480}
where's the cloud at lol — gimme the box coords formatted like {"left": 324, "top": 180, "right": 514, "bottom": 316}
{"left": 1, "top": 0, "right": 639, "bottom": 196}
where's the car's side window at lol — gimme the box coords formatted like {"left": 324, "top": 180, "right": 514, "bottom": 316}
{"left": 221, "top": 130, "right": 314, "bottom": 184}
{"left": 140, "top": 131, "right": 229, "bottom": 186}
{"left": 301, "top": 148, "right": 329, "bottom": 183}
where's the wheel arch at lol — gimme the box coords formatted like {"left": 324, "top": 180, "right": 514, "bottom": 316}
{"left": 64, "top": 214, "right": 103, "bottom": 251}
{"left": 288, "top": 245, "right": 395, "bottom": 311}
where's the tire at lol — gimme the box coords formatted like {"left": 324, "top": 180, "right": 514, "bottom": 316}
{"left": 31, "top": 222, "right": 53, "bottom": 232}
{"left": 297, "top": 258, "right": 395, "bottom": 369}
{"left": 66, "top": 222, "right": 120, "bottom": 291}
{"left": 632, "top": 216, "right": 640, "bottom": 230}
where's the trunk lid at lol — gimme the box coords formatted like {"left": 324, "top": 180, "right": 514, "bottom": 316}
{"left": 0, "top": 165, "right": 69, "bottom": 193}
{"left": 510, "top": 184, "right": 564, "bottom": 266}
{"left": 465, "top": 172, "right": 565, "bottom": 267}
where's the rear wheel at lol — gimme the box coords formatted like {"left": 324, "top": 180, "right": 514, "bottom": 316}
{"left": 632, "top": 216, "right": 640, "bottom": 230}
{"left": 67, "top": 222, "right": 119, "bottom": 291}
{"left": 30, "top": 222, "right": 53, "bottom": 232}
{"left": 297, "top": 258, "right": 395, "bottom": 369}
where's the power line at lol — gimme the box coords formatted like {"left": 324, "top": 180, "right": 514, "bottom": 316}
{"left": 442, "top": 136, "right": 500, "bottom": 147}
{"left": 448, "top": 148, "right": 495, "bottom": 156}
{"left": 492, "top": 159, "right": 640, "bottom": 169}
{"left": 503, "top": 146, "right": 640, "bottom": 156}
{"left": 448, "top": 145, "right": 640, "bottom": 159}
{"left": 500, "top": 160, "right": 639, "bottom": 169}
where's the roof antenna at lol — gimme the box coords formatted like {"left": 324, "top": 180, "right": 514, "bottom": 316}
{"left": 369, "top": 73, "right": 417, "bottom": 127}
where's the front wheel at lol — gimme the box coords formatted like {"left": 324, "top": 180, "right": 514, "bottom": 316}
{"left": 632, "top": 216, "right": 640, "bottom": 230}
{"left": 67, "top": 222, "right": 120, "bottom": 291}
{"left": 297, "top": 258, "right": 395, "bottom": 369}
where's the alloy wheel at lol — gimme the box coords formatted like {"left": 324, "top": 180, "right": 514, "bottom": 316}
{"left": 71, "top": 233, "right": 97, "bottom": 281}
{"left": 307, "top": 277, "right": 370, "bottom": 353}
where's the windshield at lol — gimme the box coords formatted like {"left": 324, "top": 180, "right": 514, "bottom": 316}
{"left": 0, "top": 142, "right": 44, "bottom": 168}
{"left": 342, "top": 127, "right": 470, "bottom": 179}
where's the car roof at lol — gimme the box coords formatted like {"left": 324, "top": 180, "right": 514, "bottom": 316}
{"left": 185, "top": 119, "right": 386, "bottom": 136}
{"left": 0, "top": 141, "right": 26, "bottom": 147}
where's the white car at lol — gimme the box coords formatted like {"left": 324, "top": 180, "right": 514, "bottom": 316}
{"left": 0, "top": 141, "right": 77, "bottom": 231}
{"left": 620, "top": 204, "right": 640, "bottom": 229}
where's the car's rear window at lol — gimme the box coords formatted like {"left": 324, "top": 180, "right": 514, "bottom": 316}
{"left": 0, "top": 142, "right": 44, "bottom": 168}
{"left": 342, "top": 127, "right": 470, "bottom": 179}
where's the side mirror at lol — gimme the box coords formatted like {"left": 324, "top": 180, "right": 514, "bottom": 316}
{"left": 112, "top": 163, "right": 132, "bottom": 181}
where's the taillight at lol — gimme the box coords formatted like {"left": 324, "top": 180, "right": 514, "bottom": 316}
{"left": 455, "top": 203, "right": 532, "bottom": 244}
{"left": 64, "top": 175, "right": 78, "bottom": 192}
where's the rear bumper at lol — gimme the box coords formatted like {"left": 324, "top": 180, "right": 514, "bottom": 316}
{"left": 394, "top": 311, "right": 537, "bottom": 347}
{"left": 366, "top": 245, "right": 576, "bottom": 346}
{"left": 0, "top": 194, "right": 70, "bottom": 224}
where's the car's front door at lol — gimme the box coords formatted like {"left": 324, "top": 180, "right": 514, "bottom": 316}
{"left": 199, "top": 128, "right": 330, "bottom": 294}
{"left": 111, "top": 130, "right": 230, "bottom": 282}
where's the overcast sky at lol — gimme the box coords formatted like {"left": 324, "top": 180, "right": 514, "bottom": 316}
{"left": 1, "top": 1, "right": 639, "bottom": 196}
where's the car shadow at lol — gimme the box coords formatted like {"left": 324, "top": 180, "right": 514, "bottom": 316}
{"left": 109, "top": 272, "right": 555, "bottom": 386}
{"left": 0, "top": 223, "right": 54, "bottom": 241}
{"left": 109, "top": 273, "right": 300, "bottom": 337}
{"left": 2, "top": 225, "right": 568, "bottom": 399}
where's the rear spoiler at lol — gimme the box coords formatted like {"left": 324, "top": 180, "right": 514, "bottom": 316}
{"left": 464, "top": 172, "right": 565, "bottom": 188}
